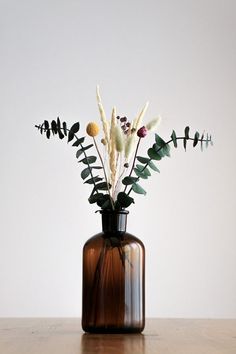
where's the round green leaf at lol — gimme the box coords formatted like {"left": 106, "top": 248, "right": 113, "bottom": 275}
{"left": 70, "top": 122, "right": 80, "bottom": 133}
{"left": 155, "top": 134, "right": 166, "bottom": 147}
{"left": 72, "top": 137, "right": 85, "bottom": 146}
{"left": 134, "top": 168, "right": 148, "bottom": 179}
{"left": 122, "top": 176, "right": 139, "bottom": 185}
{"left": 148, "top": 148, "right": 161, "bottom": 161}
{"left": 76, "top": 149, "right": 83, "bottom": 158}
{"left": 79, "top": 156, "right": 97, "bottom": 164}
{"left": 84, "top": 176, "right": 103, "bottom": 184}
{"left": 95, "top": 182, "right": 110, "bottom": 190}
{"left": 148, "top": 160, "right": 160, "bottom": 172}
{"left": 81, "top": 168, "right": 90, "bottom": 180}
{"left": 132, "top": 183, "right": 147, "bottom": 195}
{"left": 117, "top": 192, "right": 134, "bottom": 208}
{"left": 137, "top": 156, "right": 150, "bottom": 164}
{"left": 88, "top": 193, "right": 104, "bottom": 204}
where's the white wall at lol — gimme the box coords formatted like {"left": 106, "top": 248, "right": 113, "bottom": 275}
{"left": 0, "top": 0, "right": 235, "bottom": 318}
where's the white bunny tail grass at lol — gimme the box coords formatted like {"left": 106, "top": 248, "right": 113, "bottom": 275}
{"left": 146, "top": 116, "right": 162, "bottom": 131}
{"left": 114, "top": 125, "right": 125, "bottom": 152}
{"left": 125, "top": 134, "right": 137, "bottom": 160}
{"left": 109, "top": 107, "right": 117, "bottom": 193}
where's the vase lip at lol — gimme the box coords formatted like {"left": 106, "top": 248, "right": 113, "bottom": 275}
{"left": 98, "top": 209, "right": 129, "bottom": 215}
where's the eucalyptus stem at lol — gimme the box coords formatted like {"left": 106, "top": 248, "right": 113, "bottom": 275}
{"left": 127, "top": 135, "right": 212, "bottom": 196}
{"left": 35, "top": 124, "right": 99, "bottom": 194}
{"left": 93, "top": 137, "right": 115, "bottom": 210}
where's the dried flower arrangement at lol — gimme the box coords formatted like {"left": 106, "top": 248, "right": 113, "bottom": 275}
{"left": 35, "top": 87, "right": 213, "bottom": 210}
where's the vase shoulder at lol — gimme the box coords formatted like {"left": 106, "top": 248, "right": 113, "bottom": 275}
{"left": 84, "top": 231, "right": 144, "bottom": 244}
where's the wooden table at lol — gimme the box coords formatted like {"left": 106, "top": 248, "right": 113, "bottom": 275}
{"left": 0, "top": 318, "right": 235, "bottom": 354}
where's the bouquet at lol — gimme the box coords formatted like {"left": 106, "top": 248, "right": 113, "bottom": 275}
{"left": 35, "top": 86, "right": 212, "bottom": 210}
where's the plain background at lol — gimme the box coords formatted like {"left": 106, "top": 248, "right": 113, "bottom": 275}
{"left": 0, "top": 0, "right": 235, "bottom": 318}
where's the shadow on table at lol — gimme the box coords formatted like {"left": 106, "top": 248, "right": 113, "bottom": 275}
{"left": 81, "top": 332, "right": 145, "bottom": 354}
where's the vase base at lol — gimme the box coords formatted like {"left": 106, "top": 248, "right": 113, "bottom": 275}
{"left": 82, "top": 325, "right": 145, "bottom": 334}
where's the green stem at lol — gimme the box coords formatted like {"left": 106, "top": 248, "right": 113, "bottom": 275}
{"left": 35, "top": 124, "right": 99, "bottom": 194}
{"left": 127, "top": 136, "right": 212, "bottom": 196}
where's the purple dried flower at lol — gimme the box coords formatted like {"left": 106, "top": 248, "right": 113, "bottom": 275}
{"left": 137, "top": 126, "right": 148, "bottom": 138}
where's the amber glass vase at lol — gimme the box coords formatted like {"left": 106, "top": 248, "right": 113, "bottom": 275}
{"left": 82, "top": 210, "right": 145, "bottom": 333}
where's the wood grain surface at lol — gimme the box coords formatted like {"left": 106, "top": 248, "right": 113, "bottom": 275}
{"left": 0, "top": 318, "right": 235, "bottom": 354}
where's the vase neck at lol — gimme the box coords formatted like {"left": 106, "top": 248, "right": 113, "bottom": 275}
{"left": 101, "top": 210, "right": 128, "bottom": 233}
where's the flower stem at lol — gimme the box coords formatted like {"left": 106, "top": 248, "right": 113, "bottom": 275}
{"left": 93, "top": 137, "right": 115, "bottom": 210}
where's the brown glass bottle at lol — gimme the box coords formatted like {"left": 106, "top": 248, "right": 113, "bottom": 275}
{"left": 82, "top": 210, "right": 145, "bottom": 333}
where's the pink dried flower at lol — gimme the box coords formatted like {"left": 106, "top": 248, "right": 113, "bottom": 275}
{"left": 137, "top": 126, "right": 148, "bottom": 138}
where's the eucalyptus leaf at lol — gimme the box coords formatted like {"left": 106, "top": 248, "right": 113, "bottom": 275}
{"left": 171, "top": 130, "right": 177, "bottom": 148}
{"left": 81, "top": 144, "right": 93, "bottom": 151}
{"left": 136, "top": 156, "right": 150, "bottom": 164}
{"left": 193, "top": 131, "right": 200, "bottom": 147}
{"left": 152, "top": 144, "right": 166, "bottom": 158}
{"left": 117, "top": 192, "right": 134, "bottom": 208}
{"left": 51, "top": 120, "right": 57, "bottom": 134}
{"left": 57, "top": 117, "right": 61, "bottom": 130}
{"left": 79, "top": 156, "right": 97, "bottom": 164}
{"left": 136, "top": 164, "right": 145, "bottom": 171}
{"left": 132, "top": 183, "right": 147, "bottom": 195}
{"left": 44, "top": 120, "right": 49, "bottom": 129}
{"left": 122, "top": 176, "right": 139, "bottom": 185}
{"left": 134, "top": 168, "right": 148, "bottom": 179}
{"left": 148, "top": 160, "right": 160, "bottom": 172}
{"left": 136, "top": 165, "right": 151, "bottom": 176}
{"left": 206, "top": 134, "right": 209, "bottom": 148}
{"left": 84, "top": 176, "right": 103, "bottom": 184}
{"left": 62, "top": 122, "right": 67, "bottom": 136}
{"left": 72, "top": 137, "right": 85, "bottom": 146}
{"left": 92, "top": 166, "right": 103, "bottom": 170}
{"left": 100, "top": 200, "right": 111, "bottom": 209}
{"left": 153, "top": 144, "right": 165, "bottom": 158}
{"left": 68, "top": 130, "right": 74, "bottom": 143}
{"left": 76, "top": 149, "right": 83, "bottom": 158}
{"left": 143, "top": 167, "right": 151, "bottom": 176}
{"left": 81, "top": 168, "right": 90, "bottom": 180}
{"left": 155, "top": 134, "right": 166, "bottom": 147}
{"left": 58, "top": 130, "right": 64, "bottom": 140}
{"left": 88, "top": 193, "right": 104, "bottom": 204}
{"left": 46, "top": 130, "right": 50, "bottom": 139}
{"left": 183, "top": 138, "right": 187, "bottom": 151}
{"left": 184, "top": 126, "right": 190, "bottom": 139}
{"left": 200, "top": 133, "right": 204, "bottom": 151}
{"left": 163, "top": 144, "right": 171, "bottom": 157}
{"left": 97, "top": 195, "right": 111, "bottom": 209}
{"left": 148, "top": 148, "right": 162, "bottom": 160}
{"left": 95, "top": 182, "right": 111, "bottom": 190}
{"left": 70, "top": 122, "right": 80, "bottom": 134}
